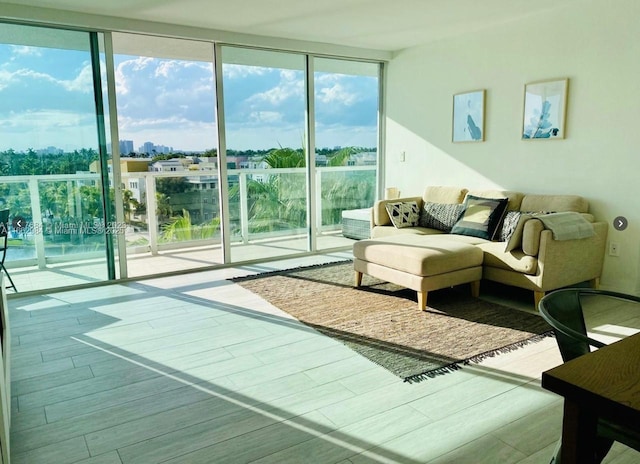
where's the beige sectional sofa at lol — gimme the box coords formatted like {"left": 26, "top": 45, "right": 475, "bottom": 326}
{"left": 353, "top": 186, "right": 608, "bottom": 309}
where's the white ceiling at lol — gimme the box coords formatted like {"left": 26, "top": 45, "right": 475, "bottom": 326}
{"left": 1, "top": 0, "right": 577, "bottom": 52}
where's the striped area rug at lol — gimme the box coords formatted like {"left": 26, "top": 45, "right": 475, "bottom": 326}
{"left": 232, "top": 261, "right": 553, "bottom": 383}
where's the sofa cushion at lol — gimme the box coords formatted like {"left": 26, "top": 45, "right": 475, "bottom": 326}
{"left": 477, "top": 242, "right": 538, "bottom": 275}
{"left": 467, "top": 189, "right": 524, "bottom": 212}
{"left": 418, "top": 202, "right": 465, "bottom": 231}
{"left": 422, "top": 186, "right": 468, "bottom": 204}
{"left": 520, "top": 194, "right": 588, "bottom": 213}
{"left": 451, "top": 195, "right": 508, "bottom": 240}
{"left": 371, "top": 226, "right": 445, "bottom": 238}
{"left": 385, "top": 201, "right": 420, "bottom": 228}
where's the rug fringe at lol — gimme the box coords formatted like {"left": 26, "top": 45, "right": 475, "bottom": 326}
{"left": 404, "top": 362, "right": 464, "bottom": 383}
{"left": 466, "top": 330, "right": 555, "bottom": 364}
{"left": 403, "top": 330, "right": 555, "bottom": 384}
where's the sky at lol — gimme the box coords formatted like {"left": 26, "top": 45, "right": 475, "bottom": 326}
{"left": 0, "top": 42, "right": 379, "bottom": 153}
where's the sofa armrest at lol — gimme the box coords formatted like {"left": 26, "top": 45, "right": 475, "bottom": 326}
{"left": 522, "top": 218, "right": 544, "bottom": 256}
{"left": 536, "top": 221, "right": 608, "bottom": 291}
{"left": 372, "top": 196, "right": 423, "bottom": 226}
{"left": 521, "top": 213, "right": 596, "bottom": 256}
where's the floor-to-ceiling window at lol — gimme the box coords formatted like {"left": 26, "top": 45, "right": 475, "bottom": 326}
{"left": 0, "top": 23, "right": 113, "bottom": 292}
{"left": 313, "top": 58, "right": 379, "bottom": 249}
{"left": 0, "top": 21, "right": 383, "bottom": 291}
{"left": 220, "top": 46, "right": 310, "bottom": 263}
{"left": 110, "top": 33, "right": 220, "bottom": 278}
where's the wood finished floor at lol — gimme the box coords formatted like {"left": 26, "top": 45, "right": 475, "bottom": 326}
{"left": 8, "top": 254, "right": 640, "bottom": 464}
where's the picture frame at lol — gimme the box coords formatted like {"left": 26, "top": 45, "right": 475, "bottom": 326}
{"left": 452, "top": 89, "right": 485, "bottom": 143}
{"left": 522, "top": 78, "right": 568, "bottom": 140}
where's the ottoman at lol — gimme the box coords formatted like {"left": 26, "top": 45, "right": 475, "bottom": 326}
{"left": 353, "top": 235, "right": 484, "bottom": 310}
{"left": 342, "top": 208, "right": 371, "bottom": 240}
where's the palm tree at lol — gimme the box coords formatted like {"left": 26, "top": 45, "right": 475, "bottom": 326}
{"left": 230, "top": 146, "right": 307, "bottom": 234}
{"left": 263, "top": 147, "right": 305, "bottom": 168}
{"left": 327, "top": 147, "right": 354, "bottom": 166}
{"left": 160, "top": 209, "right": 220, "bottom": 242}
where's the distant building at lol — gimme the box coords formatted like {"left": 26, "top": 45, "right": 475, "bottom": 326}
{"left": 37, "top": 146, "right": 62, "bottom": 155}
{"left": 348, "top": 151, "right": 377, "bottom": 166}
{"left": 315, "top": 154, "right": 328, "bottom": 167}
{"left": 89, "top": 157, "right": 151, "bottom": 202}
{"left": 140, "top": 142, "right": 155, "bottom": 155}
{"left": 239, "top": 157, "right": 269, "bottom": 183}
{"left": 150, "top": 159, "right": 187, "bottom": 172}
{"left": 139, "top": 142, "right": 174, "bottom": 155}
{"left": 119, "top": 140, "right": 134, "bottom": 155}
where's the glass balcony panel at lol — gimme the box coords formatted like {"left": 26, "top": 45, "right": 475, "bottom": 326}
{"left": 39, "top": 176, "right": 106, "bottom": 259}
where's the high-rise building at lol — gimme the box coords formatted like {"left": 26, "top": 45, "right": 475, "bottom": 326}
{"left": 119, "top": 140, "right": 134, "bottom": 155}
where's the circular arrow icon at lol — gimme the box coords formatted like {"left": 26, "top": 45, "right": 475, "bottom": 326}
{"left": 613, "top": 216, "right": 628, "bottom": 231}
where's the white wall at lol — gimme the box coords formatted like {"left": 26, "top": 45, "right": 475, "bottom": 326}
{"left": 385, "top": 0, "right": 640, "bottom": 294}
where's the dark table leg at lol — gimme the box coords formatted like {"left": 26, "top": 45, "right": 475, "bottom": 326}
{"left": 560, "top": 399, "right": 599, "bottom": 463}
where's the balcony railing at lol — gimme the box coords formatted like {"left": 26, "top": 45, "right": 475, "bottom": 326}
{"left": 1, "top": 165, "right": 375, "bottom": 275}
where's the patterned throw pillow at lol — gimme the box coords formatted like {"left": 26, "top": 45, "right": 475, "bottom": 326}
{"left": 498, "top": 211, "right": 522, "bottom": 242}
{"left": 504, "top": 212, "right": 554, "bottom": 252}
{"left": 385, "top": 201, "right": 420, "bottom": 228}
{"left": 419, "top": 202, "right": 465, "bottom": 232}
{"left": 451, "top": 195, "right": 509, "bottom": 240}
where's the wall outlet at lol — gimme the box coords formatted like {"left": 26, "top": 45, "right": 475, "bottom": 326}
{"left": 609, "top": 242, "right": 620, "bottom": 256}
{"left": 400, "top": 151, "right": 406, "bottom": 162}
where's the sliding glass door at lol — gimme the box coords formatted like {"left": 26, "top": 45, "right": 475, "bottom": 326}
{"left": 0, "top": 23, "right": 113, "bottom": 292}
{"left": 220, "top": 46, "right": 308, "bottom": 263}
{"left": 0, "top": 22, "right": 382, "bottom": 289}
{"left": 313, "top": 58, "right": 380, "bottom": 249}
{"left": 111, "top": 33, "right": 220, "bottom": 278}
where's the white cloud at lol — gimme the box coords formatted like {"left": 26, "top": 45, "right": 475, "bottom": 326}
{"left": 0, "top": 66, "right": 93, "bottom": 94}
{"left": 0, "top": 109, "right": 98, "bottom": 151}
{"left": 10, "top": 45, "right": 42, "bottom": 58}
{"left": 249, "top": 111, "right": 283, "bottom": 124}
{"left": 0, "top": 69, "right": 16, "bottom": 91}
{"left": 113, "top": 56, "right": 215, "bottom": 133}
{"left": 223, "top": 64, "right": 267, "bottom": 79}
{"left": 155, "top": 60, "right": 178, "bottom": 78}
{"left": 60, "top": 63, "right": 93, "bottom": 93}
{"left": 314, "top": 73, "right": 374, "bottom": 108}
{"left": 247, "top": 79, "right": 303, "bottom": 105}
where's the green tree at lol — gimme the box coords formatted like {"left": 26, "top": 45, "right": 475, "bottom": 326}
{"left": 156, "top": 177, "right": 189, "bottom": 195}
{"left": 327, "top": 147, "right": 354, "bottom": 166}
{"left": 40, "top": 182, "right": 70, "bottom": 218}
{"left": 156, "top": 192, "right": 173, "bottom": 223}
{"left": 230, "top": 146, "right": 307, "bottom": 234}
{"left": 263, "top": 147, "right": 305, "bottom": 168}
{"left": 160, "top": 209, "right": 220, "bottom": 243}
{"left": 122, "top": 189, "right": 134, "bottom": 222}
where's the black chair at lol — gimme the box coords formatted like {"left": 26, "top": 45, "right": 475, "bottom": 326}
{"left": 0, "top": 210, "right": 16, "bottom": 292}
{"left": 539, "top": 288, "right": 640, "bottom": 463}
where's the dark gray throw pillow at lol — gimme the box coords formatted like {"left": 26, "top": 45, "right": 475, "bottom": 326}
{"left": 451, "top": 195, "right": 509, "bottom": 240}
{"left": 418, "top": 202, "right": 465, "bottom": 232}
